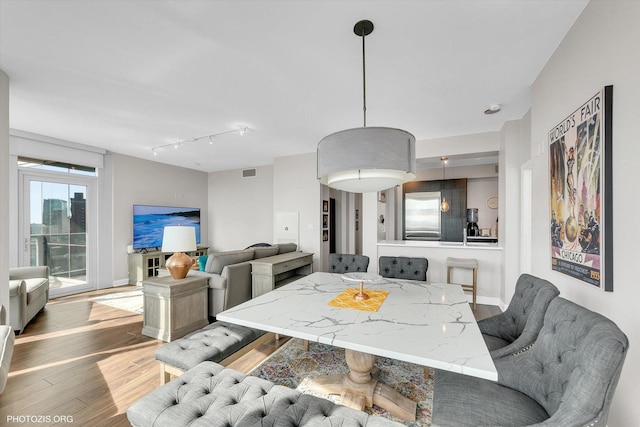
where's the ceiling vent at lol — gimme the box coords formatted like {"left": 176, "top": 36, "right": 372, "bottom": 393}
{"left": 242, "top": 168, "right": 257, "bottom": 178}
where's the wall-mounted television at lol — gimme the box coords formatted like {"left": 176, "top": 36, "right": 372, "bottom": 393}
{"left": 133, "top": 205, "right": 201, "bottom": 250}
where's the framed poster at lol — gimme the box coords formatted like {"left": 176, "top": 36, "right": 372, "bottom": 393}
{"left": 549, "top": 85, "right": 613, "bottom": 291}
{"left": 322, "top": 200, "right": 328, "bottom": 212}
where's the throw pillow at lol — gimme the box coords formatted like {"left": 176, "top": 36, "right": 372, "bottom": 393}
{"left": 205, "top": 249, "right": 255, "bottom": 275}
{"left": 277, "top": 243, "right": 297, "bottom": 254}
{"left": 198, "top": 255, "right": 208, "bottom": 272}
{"left": 253, "top": 246, "right": 279, "bottom": 259}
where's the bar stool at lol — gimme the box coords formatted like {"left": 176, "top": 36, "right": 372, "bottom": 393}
{"left": 446, "top": 257, "right": 478, "bottom": 309}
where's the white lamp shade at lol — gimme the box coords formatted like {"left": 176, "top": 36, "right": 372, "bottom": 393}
{"left": 317, "top": 127, "right": 416, "bottom": 193}
{"left": 161, "top": 226, "right": 197, "bottom": 252}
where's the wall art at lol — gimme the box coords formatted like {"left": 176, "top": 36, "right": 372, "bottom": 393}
{"left": 549, "top": 85, "right": 613, "bottom": 291}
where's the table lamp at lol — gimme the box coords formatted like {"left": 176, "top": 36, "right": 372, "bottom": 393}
{"left": 161, "top": 226, "right": 197, "bottom": 279}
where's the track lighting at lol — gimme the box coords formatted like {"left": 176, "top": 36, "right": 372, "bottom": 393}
{"left": 151, "top": 126, "right": 250, "bottom": 155}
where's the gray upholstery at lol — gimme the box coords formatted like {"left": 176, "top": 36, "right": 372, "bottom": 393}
{"left": 191, "top": 244, "right": 298, "bottom": 317}
{"left": 378, "top": 256, "right": 428, "bottom": 281}
{"left": 155, "top": 321, "right": 265, "bottom": 372}
{"left": 9, "top": 266, "right": 50, "bottom": 334}
{"left": 328, "top": 253, "right": 370, "bottom": 274}
{"left": 127, "top": 361, "right": 404, "bottom": 427}
{"left": 433, "top": 297, "right": 629, "bottom": 426}
{"left": 478, "top": 273, "right": 560, "bottom": 358}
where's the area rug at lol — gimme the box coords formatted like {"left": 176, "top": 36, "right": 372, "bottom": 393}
{"left": 90, "top": 288, "right": 144, "bottom": 314}
{"left": 248, "top": 338, "right": 433, "bottom": 426}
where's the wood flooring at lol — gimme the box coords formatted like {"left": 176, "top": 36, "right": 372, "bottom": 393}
{"left": 0, "top": 286, "right": 500, "bottom": 426}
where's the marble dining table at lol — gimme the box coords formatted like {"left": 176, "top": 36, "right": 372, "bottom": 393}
{"left": 217, "top": 271, "right": 497, "bottom": 421}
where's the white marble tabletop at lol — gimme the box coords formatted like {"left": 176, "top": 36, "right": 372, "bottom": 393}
{"left": 217, "top": 272, "right": 497, "bottom": 381}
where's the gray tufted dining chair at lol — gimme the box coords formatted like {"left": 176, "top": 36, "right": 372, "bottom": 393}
{"left": 378, "top": 256, "right": 428, "bottom": 282}
{"left": 433, "top": 296, "right": 628, "bottom": 426}
{"left": 327, "top": 253, "right": 370, "bottom": 274}
{"left": 478, "top": 273, "right": 560, "bottom": 359}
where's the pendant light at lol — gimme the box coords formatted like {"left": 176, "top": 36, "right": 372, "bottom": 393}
{"left": 441, "top": 157, "right": 450, "bottom": 213}
{"left": 317, "top": 20, "right": 416, "bottom": 193}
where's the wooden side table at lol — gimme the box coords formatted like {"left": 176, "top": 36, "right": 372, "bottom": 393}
{"left": 142, "top": 275, "right": 209, "bottom": 342}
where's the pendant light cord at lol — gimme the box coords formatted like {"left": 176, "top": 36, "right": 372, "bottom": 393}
{"left": 361, "top": 26, "right": 367, "bottom": 127}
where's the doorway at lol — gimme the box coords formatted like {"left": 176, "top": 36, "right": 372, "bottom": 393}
{"left": 19, "top": 169, "right": 97, "bottom": 297}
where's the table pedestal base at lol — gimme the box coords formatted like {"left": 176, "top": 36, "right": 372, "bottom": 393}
{"left": 307, "top": 349, "right": 417, "bottom": 421}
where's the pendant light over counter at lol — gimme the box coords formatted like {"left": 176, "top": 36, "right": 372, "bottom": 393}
{"left": 317, "top": 20, "right": 416, "bottom": 193}
{"left": 440, "top": 157, "right": 450, "bottom": 213}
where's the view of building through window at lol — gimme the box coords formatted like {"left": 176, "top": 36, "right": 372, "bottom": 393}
{"left": 19, "top": 157, "right": 95, "bottom": 292}
{"left": 30, "top": 181, "right": 87, "bottom": 283}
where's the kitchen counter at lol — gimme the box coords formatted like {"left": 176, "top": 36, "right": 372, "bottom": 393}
{"left": 377, "top": 240, "right": 503, "bottom": 306}
{"left": 378, "top": 239, "right": 502, "bottom": 250}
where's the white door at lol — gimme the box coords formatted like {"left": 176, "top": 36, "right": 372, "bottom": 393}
{"left": 19, "top": 169, "right": 97, "bottom": 297}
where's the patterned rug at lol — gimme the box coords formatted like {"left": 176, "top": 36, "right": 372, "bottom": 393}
{"left": 248, "top": 338, "right": 433, "bottom": 426}
{"left": 90, "top": 288, "right": 144, "bottom": 314}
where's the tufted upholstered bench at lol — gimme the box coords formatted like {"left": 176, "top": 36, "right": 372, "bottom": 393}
{"left": 128, "top": 361, "right": 404, "bottom": 427}
{"left": 378, "top": 256, "right": 428, "bottom": 281}
{"left": 432, "top": 297, "right": 628, "bottom": 426}
{"left": 155, "top": 321, "right": 268, "bottom": 384}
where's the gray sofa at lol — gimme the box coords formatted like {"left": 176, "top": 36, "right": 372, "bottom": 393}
{"left": 9, "top": 266, "right": 50, "bottom": 334}
{"left": 432, "top": 296, "right": 628, "bottom": 426}
{"left": 188, "top": 243, "right": 298, "bottom": 317}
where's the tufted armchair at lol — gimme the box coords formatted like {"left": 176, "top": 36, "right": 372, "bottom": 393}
{"left": 327, "top": 253, "right": 370, "bottom": 274}
{"left": 478, "top": 273, "right": 559, "bottom": 359}
{"left": 378, "top": 256, "right": 428, "bottom": 281}
{"left": 433, "top": 297, "right": 628, "bottom": 426}
{"left": 9, "top": 266, "right": 50, "bottom": 334}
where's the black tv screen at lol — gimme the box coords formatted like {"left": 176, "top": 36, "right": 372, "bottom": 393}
{"left": 133, "top": 205, "right": 201, "bottom": 250}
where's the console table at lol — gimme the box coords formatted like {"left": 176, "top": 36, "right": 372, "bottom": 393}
{"left": 128, "top": 247, "right": 208, "bottom": 286}
{"left": 250, "top": 252, "right": 313, "bottom": 298}
{"left": 142, "top": 275, "right": 209, "bottom": 342}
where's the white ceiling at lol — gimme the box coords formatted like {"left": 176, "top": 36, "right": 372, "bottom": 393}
{"left": 0, "top": 0, "right": 588, "bottom": 173}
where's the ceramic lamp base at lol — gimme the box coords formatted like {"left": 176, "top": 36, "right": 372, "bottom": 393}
{"left": 165, "top": 252, "right": 192, "bottom": 280}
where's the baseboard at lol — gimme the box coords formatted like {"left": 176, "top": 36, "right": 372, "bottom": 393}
{"left": 112, "top": 278, "right": 131, "bottom": 287}
{"left": 468, "top": 295, "right": 505, "bottom": 310}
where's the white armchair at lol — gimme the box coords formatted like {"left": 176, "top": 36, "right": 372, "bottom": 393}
{"left": 1, "top": 304, "right": 15, "bottom": 394}
{"left": 9, "top": 266, "right": 50, "bottom": 334}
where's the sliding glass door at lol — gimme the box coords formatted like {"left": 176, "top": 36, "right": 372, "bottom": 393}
{"left": 19, "top": 169, "right": 97, "bottom": 297}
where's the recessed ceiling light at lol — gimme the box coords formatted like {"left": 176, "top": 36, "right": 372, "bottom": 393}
{"left": 484, "top": 104, "right": 501, "bottom": 114}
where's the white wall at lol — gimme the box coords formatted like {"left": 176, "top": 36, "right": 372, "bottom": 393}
{"left": 530, "top": 1, "right": 640, "bottom": 423}
{"left": 499, "top": 114, "right": 531, "bottom": 305}
{"left": 273, "top": 153, "right": 321, "bottom": 271}
{"left": 0, "top": 70, "right": 9, "bottom": 312}
{"left": 112, "top": 153, "right": 208, "bottom": 283}
{"left": 415, "top": 131, "right": 500, "bottom": 159}
{"left": 8, "top": 131, "right": 114, "bottom": 290}
{"left": 208, "top": 165, "right": 273, "bottom": 251}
